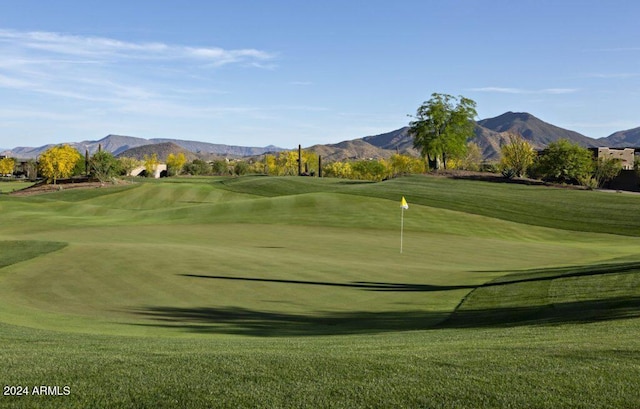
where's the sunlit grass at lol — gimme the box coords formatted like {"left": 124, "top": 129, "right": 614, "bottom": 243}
{"left": 0, "top": 175, "right": 639, "bottom": 407}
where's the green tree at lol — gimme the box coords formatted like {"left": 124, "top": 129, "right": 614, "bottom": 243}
{"left": 450, "top": 142, "right": 483, "bottom": 171}
{"left": 233, "top": 160, "right": 249, "bottom": 176}
{"left": 409, "top": 93, "right": 477, "bottom": 170}
{"left": 0, "top": 157, "right": 15, "bottom": 176}
{"left": 23, "top": 159, "right": 38, "bottom": 179}
{"left": 184, "top": 159, "right": 212, "bottom": 176}
{"left": 594, "top": 156, "right": 623, "bottom": 188}
{"left": 211, "top": 160, "right": 230, "bottom": 176}
{"left": 90, "top": 151, "right": 121, "bottom": 182}
{"left": 500, "top": 133, "right": 536, "bottom": 178}
{"left": 351, "top": 159, "right": 388, "bottom": 181}
{"left": 532, "top": 139, "right": 593, "bottom": 184}
{"left": 38, "top": 145, "right": 82, "bottom": 184}
{"left": 166, "top": 153, "right": 186, "bottom": 176}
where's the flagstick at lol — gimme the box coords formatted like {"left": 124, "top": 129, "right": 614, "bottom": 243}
{"left": 400, "top": 206, "right": 404, "bottom": 254}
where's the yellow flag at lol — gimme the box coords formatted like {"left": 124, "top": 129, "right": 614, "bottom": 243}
{"left": 401, "top": 196, "right": 408, "bottom": 209}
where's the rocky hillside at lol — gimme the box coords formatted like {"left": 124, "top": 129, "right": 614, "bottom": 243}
{"left": 115, "top": 142, "right": 197, "bottom": 162}
{"left": 3, "top": 134, "right": 283, "bottom": 160}
{"left": 4, "top": 112, "right": 639, "bottom": 162}
{"left": 602, "top": 126, "right": 640, "bottom": 147}
{"left": 306, "top": 140, "right": 394, "bottom": 162}
{"left": 351, "top": 112, "right": 612, "bottom": 160}
{"left": 476, "top": 112, "right": 601, "bottom": 149}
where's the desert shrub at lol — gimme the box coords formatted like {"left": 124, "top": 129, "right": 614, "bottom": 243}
{"left": 500, "top": 133, "right": 535, "bottom": 177}
{"left": 594, "top": 157, "right": 622, "bottom": 188}
{"left": 534, "top": 139, "right": 593, "bottom": 184}
{"left": 233, "top": 161, "right": 249, "bottom": 176}
{"left": 211, "top": 160, "right": 230, "bottom": 176}
{"left": 578, "top": 175, "right": 599, "bottom": 190}
{"left": 479, "top": 162, "right": 501, "bottom": 173}
{"left": 351, "top": 159, "right": 389, "bottom": 181}
{"left": 501, "top": 168, "right": 517, "bottom": 180}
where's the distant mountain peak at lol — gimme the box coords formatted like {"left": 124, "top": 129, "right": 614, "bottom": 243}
{"left": 503, "top": 111, "right": 531, "bottom": 119}
{"left": 603, "top": 126, "right": 640, "bottom": 147}
{"left": 477, "top": 111, "right": 598, "bottom": 149}
{"left": 3, "top": 112, "right": 639, "bottom": 162}
{"left": 3, "top": 134, "right": 284, "bottom": 159}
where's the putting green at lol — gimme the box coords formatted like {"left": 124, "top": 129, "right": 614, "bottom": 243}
{"left": 1, "top": 177, "right": 639, "bottom": 337}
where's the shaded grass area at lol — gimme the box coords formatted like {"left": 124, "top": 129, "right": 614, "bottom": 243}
{"left": 446, "top": 260, "right": 640, "bottom": 328}
{"left": 131, "top": 296, "right": 640, "bottom": 337}
{"left": 0, "top": 240, "right": 67, "bottom": 269}
{"left": 127, "top": 260, "right": 640, "bottom": 337}
{"left": 130, "top": 307, "right": 445, "bottom": 336}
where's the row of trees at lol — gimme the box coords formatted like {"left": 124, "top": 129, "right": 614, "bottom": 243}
{"left": 174, "top": 152, "right": 426, "bottom": 181}
{"left": 500, "top": 135, "right": 623, "bottom": 187}
{"left": 1, "top": 90, "right": 626, "bottom": 188}
{"left": 1, "top": 146, "right": 150, "bottom": 184}
{"left": 407, "top": 93, "right": 624, "bottom": 188}
{"left": 4, "top": 137, "right": 623, "bottom": 188}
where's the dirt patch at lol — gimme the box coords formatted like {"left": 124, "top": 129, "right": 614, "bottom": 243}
{"left": 8, "top": 179, "right": 133, "bottom": 197}
{"left": 424, "top": 170, "right": 586, "bottom": 189}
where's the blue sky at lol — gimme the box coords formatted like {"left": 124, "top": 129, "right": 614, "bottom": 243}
{"left": 0, "top": 0, "right": 639, "bottom": 149}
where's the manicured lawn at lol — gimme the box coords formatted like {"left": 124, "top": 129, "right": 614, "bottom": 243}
{"left": 0, "top": 180, "right": 34, "bottom": 193}
{"left": 0, "top": 175, "right": 639, "bottom": 407}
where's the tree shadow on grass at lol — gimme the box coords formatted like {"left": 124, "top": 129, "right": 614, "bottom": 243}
{"left": 128, "top": 296, "right": 640, "bottom": 337}
{"left": 180, "top": 258, "right": 640, "bottom": 294}
{"left": 179, "top": 274, "right": 473, "bottom": 292}
{"left": 441, "top": 296, "right": 640, "bottom": 328}
{"left": 128, "top": 262, "right": 640, "bottom": 337}
{"left": 129, "top": 307, "right": 447, "bottom": 337}
{"left": 474, "top": 260, "right": 640, "bottom": 285}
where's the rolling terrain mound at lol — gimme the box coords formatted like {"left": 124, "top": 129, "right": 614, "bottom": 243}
{"left": 1, "top": 175, "right": 639, "bottom": 337}
{"left": 1, "top": 175, "right": 640, "bottom": 408}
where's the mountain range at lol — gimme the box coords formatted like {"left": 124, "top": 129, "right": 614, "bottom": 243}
{"left": 2, "top": 134, "right": 283, "bottom": 160}
{"left": 3, "top": 112, "right": 640, "bottom": 161}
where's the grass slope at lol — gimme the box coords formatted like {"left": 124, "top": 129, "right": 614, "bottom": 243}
{"left": 0, "top": 175, "right": 639, "bottom": 408}
{"left": 0, "top": 241, "right": 67, "bottom": 269}
{"left": 0, "top": 181, "right": 34, "bottom": 193}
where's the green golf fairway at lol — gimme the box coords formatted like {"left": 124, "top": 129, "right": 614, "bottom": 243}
{"left": 1, "top": 175, "right": 639, "bottom": 408}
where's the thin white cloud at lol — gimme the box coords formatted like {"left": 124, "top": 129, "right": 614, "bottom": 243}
{"left": 0, "top": 73, "right": 33, "bottom": 88}
{"left": 584, "top": 72, "right": 640, "bottom": 79}
{"left": 0, "top": 28, "right": 276, "bottom": 66}
{"left": 543, "top": 88, "right": 578, "bottom": 94}
{"left": 469, "top": 87, "right": 522, "bottom": 94}
{"left": 469, "top": 87, "right": 578, "bottom": 95}
{"left": 563, "top": 121, "right": 639, "bottom": 131}
{"left": 0, "top": 108, "right": 80, "bottom": 121}
{"left": 0, "top": 28, "right": 278, "bottom": 114}
{"left": 589, "top": 47, "right": 640, "bottom": 52}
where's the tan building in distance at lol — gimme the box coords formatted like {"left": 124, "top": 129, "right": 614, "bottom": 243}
{"left": 596, "top": 147, "right": 636, "bottom": 170}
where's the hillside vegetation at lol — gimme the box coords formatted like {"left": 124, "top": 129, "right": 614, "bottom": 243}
{"left": 0, "top": 175, "right": 639, "bottom": 408}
